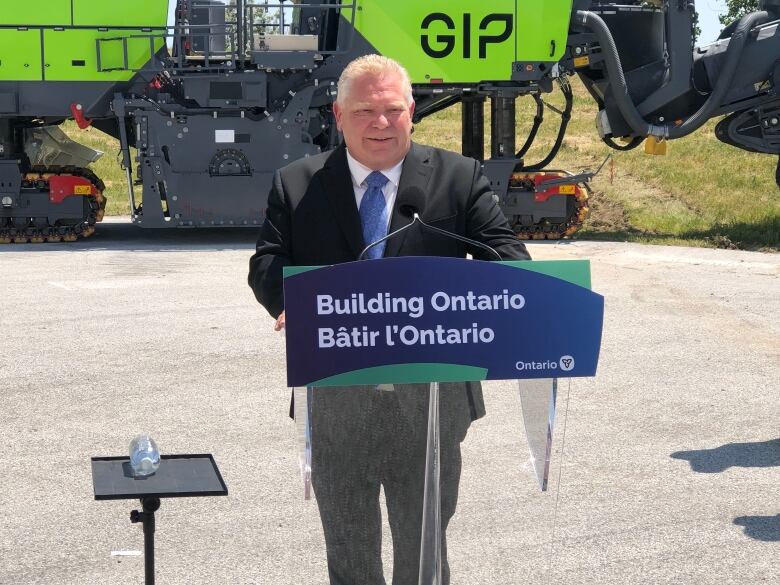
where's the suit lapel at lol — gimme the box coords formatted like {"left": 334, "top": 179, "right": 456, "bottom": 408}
{"left": 320, "top": 146, "right": 365, "bottom": 258}
{"left": 385, "top": 143, "right": 433, "bottom": 257}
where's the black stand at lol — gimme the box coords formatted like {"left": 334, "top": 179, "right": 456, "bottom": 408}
{"left": 91, "top": 454, "right": 228, "bottom": 585}
{"left": 130, "top": 496, "right": 161, "bottom": 585}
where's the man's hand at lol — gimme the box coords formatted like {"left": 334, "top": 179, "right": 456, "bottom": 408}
{"left": 274, "top": 311, "right": 286, "bottom": 331}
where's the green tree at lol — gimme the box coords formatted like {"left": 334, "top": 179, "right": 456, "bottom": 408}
{"left": 719, "top": 0, "right": 760, "bottom": 25}
{"left": 221, "top": 1, "right": 280, "bottom": 51}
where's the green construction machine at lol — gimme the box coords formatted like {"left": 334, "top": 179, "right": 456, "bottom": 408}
{"left": 1, "top": 0, "right": 779, "bottom": 243}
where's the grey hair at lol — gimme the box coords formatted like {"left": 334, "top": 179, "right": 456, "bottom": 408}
{"left": 336, "top": 54, "right": 413, "bottom": 106}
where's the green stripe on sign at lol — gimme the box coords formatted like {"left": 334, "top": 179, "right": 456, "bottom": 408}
{"left": 310, "top": 363, "right": 488, "bottom": 387}
{"left": 285, "top": 260, "right": 591, "bottom": 286}
{"left": 283, "top": 265, "right": 326, "bottom": 277}
{"left": 501, "top": 260, "right": 591, "bottom": 290}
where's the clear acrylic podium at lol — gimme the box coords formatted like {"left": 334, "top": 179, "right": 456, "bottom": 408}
{"left": 292, "top": 377, "right": 559, "bottom": 585}
{"left": 282, "top": 255, "right": 603, "bottom": 584}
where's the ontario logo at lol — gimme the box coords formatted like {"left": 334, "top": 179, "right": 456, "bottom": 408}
{"left": 559, "top": 355, "right": 575, "bottom": 371}
{"left": 515, "top": 355, "right": 575, "bottom": 372}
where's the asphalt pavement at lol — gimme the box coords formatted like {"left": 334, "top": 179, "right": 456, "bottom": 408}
{"left": 0, "top": 218, "right": 778, "bottom": 585}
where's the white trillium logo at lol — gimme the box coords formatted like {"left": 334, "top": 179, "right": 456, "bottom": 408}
{"left": 559, "top": 355, "right": 575, "bottom": 371}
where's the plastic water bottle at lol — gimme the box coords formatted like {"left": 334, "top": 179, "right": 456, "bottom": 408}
{"left": 129, "top": 434, "right": 161, "bottom": 477}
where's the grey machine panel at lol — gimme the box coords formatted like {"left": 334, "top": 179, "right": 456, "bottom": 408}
{"left": 132, "top": 85, "right": 322, "bottom": 227}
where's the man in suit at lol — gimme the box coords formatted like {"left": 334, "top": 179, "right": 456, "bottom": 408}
{"left": 249, "top": 55, "right": 529, "bottom": 585}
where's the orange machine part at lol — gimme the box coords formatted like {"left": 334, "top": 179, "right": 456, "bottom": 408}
{"left": 48, "top": 175, "right": 99, "bottom": 204}
{"left": 532, "top": 174, "right": 586, "bottom": 203}
{"left": 69, "top": 103, "right": 93, "bottom": 129}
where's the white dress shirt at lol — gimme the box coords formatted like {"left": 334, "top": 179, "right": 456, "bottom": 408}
{"left": 346, "top": 149, "right": 404, "bottom": 230}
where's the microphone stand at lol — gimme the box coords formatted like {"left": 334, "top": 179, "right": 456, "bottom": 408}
{"left": 358, "top": 213, "right": 503, "bottom": 261}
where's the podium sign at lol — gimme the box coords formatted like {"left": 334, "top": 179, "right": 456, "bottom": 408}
{"left": 283, "top": 257, "right": 603, "bottom": 387}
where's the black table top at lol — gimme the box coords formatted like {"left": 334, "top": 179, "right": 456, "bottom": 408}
{"left": 91, "top": 454, "right": 228, "bottom": 500}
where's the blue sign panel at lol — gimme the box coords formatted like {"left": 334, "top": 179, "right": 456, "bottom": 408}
{"left": 283, "top": 257, "right": 603, "bottom": 387}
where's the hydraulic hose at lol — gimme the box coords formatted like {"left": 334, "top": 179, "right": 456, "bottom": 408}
{"left": 717, "top": 19, "right": 740, "bottom": 41}
{"left": 524, "top": 79, "right": 574, "bottom": 171}
{"left": 574, "top": 9, "right": 769, "bottom": 139}
{"left": 602, "top": 135, "right": 644, "bottom": 151}
{"left": 515, "top": 94, "right": 544, "bottom": 160}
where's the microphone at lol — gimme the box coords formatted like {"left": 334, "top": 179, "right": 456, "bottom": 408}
{"left": 397, "top": 186, "right": 426, "bottom": 218}
{"left": 359, "top": 187, "right": 502, "bottom": 262}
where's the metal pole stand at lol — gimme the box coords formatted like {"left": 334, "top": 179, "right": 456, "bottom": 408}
{"left": 131, "top": 496, "right": 161, "bottom": 585}
{"left": 418, "top": 382, "right": 442, "bottom": 585}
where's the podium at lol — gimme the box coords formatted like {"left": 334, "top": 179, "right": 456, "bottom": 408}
{"left": 283, "top": 257, "right": 603, "bottom": 584}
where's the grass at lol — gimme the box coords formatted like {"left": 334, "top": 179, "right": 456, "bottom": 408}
{"left": 60, "top": 122, "right": 137, "bottom": 217}
{"left": 62, "top": 79, "right": 780, "bottom": 251}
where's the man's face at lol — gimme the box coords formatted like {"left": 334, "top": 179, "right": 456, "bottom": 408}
{"left": 333, "top": 71, "right": 415, "bottom": 170}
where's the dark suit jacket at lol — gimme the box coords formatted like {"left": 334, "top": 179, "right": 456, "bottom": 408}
{"left": 248, "top": 142, "right": 530, "bottom": 425}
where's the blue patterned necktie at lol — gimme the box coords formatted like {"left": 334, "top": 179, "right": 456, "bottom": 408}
{"left": 359, "top": 171, "right": 390, "bottom": 259}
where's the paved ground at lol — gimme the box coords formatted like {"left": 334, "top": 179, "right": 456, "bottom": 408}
{"left": 1, "top": 219, "right": 778, "bottom": 585}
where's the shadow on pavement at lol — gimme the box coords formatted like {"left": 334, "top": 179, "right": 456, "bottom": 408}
{"left": 733, "top": 514, "right": 780, "bottom": 542}
{"left": 670, "top": 438, "right": 780, "bottom": 473}
{"left": 673, "top": 441, "right": 780, "bottom": 543}
{"left": 0, "top": 221, "right": 260, "bottom": 252}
